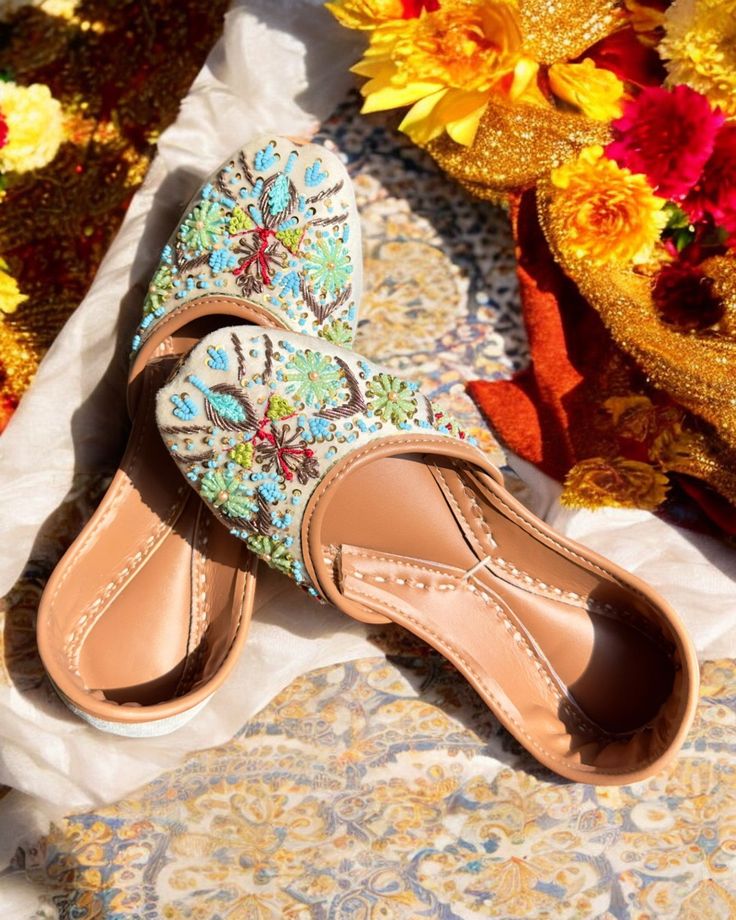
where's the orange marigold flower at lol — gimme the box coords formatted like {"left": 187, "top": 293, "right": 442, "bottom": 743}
{"left": 352, "top": 0, "right": 539, "bottom": 146}
{"left": 549, "top": 145, "right": 667, "bottom": 266}
{"left": 561, "top": 456, "right": 670, "bottom": 510}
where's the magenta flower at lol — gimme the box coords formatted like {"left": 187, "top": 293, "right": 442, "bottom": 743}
{"left": 685, "top": 124, "right": 736, "bottom": 235}
{"left": 606, "top": 85, "right": 724, "bottom": 201}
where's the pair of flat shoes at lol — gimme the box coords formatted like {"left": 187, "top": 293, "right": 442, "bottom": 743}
{"left": 38, "top": 137, "right": 698, "bottom": 782}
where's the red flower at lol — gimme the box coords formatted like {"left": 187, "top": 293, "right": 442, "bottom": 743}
{"left": 606, "top": 85, "right": 724, "bottom": 201}
{"left": 401, "top": 0, "right": 439, "bottom": 16}
{"left": 586, "top": 27, "right": 666, "bottom": 88}
{"left": 0, "top": 111, "right": 7, "bottom": 150}
{"left": 652, "top": 260, "right": 722, "bottom": 330}
{"left": 685, "top": 125, "right": 736, "bottom": 236}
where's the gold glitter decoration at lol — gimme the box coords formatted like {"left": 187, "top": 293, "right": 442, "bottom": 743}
{"left": 706, "top": 254, "right": 736, "bottom": 337}
{"left": 538, "top": 183, "right": 736, "bottom": 454}
{"left": 519, "top": 0, "right": 624, "bottom": 64}
{"left": 0, "top": 321, "right": 40, "bottom": 398}
{"left": 655, "top": 428, "right": 736, "bottom": 508}
{"left": 425, "top": 98, "right": 611, "bottom": 199}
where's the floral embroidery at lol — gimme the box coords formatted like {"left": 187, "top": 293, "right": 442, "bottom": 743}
{"left": 245, "top": 534, "right": 296, "bottom": 576}
{"left": 305, "top": 235, "right": 353, "bottom": 295}
{"left": 159, "top": 330, "right": 470, "bottom": 598}
{"left": 228, "top": 206, "right": 253, "bottom": 234}
{"left": 199, "top": 471, "right": 254, "bottom": 519}
{"left": 266, "top": 394, "right": 296, "bottom": 421}
{"left": 285, "top": 350, "right": 344, "bottom": 408}
{"left": 131, "top": 137, "right": 360, "bottom": 356}
{"left": 255, "top": 424, "right": 319, "bottom": 484}
{"left": 229, "top": 442, "right": 254, "bottom": 468}
{"left": 207, "top": 247, "right": 237, "bottom": 273}
{"left": 367, "top": 372, "right": 417, "bottom": 423}
{"left": 320, "top": 318, "right": 353, "bottom": 346}
{"left": 143, "top": 264, "right": 173, "bottom": 314}
{"left": 178, "top": 200, "right": 226, "bottom": 252}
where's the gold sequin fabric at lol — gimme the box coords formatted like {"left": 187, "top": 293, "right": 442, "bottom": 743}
{"left": 519, "top": 0, "right": 624, "bottom": 63}
{"left": 537, "top": 181, "right": 736, "bottom": 507}
{"left": 426, "top": 97, "right": 611, "bottom": 202}
{"left": 0, "top": 0, "right": 230, "bottom": 427}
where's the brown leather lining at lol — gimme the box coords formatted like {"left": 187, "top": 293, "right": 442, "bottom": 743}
{"left": 302, "top": 436, "right": 698, "bottom": 783}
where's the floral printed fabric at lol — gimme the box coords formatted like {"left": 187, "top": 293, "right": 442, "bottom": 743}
{"left": 131, "top": 136, "right": 362, "bottom": 357}
{"left": 9, "top": 645, "right": 736, "bottom": 919}
{"left": 156, "top": 328, "right": 470, "bottom": 596}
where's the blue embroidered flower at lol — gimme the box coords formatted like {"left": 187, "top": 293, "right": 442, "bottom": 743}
{"left": 305, "top": 236, "right": 352, "bottom": 295}
{"left": 200, "top": 471, "right": 253, "bottom": 519}
{"left": 258, "top": 481, "right": 282, "bottom": 503}
{"left": 179, "top": 201, "right": 226, "bottom": 252}
{"left": 254, "top": 143, "right": 277, "bottom": 171}
{"left": 271, "top": 511, "right": 292, "bottom": 530}
{"left": 285, "top": 350, "right": 343, "bottom": 408}
{"left": 308, "top": 417, "right": 331, "bottom": 439}
{"left": 208, "top": 248, "right": 237, "bottom": 273}
{"left": 278, "top": 270, "right": 300, "bottom": 298}
{"left": 304, "top": 158, "right": 328, "bottom": 187}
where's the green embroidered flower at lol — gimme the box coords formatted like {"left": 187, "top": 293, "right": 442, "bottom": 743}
{"left": 266, "top": 394, "right": 295, "bottom": 421}
{"left": 142, "top": 265, "right": 173, "bottom": 314}
{"left": 229, "top": 442, "right": 254, "bottom": 469}
{"left": 228, "top": 206, "right": 253, "bottom": 234}
{"left": 367, "top": 373, "right": 417, "bottom": 425}
{"left": 320, "top": 319, "right": 353, "bottom": 347}
{"left": 285, "top": 350, "right": 343, "bottom": 408}
{"left": 305, "top": 236, "right": 352, "bottom": 295}
{"left": 179, "top": 200, "right": 226, "bottom": 252}
{"left": 200, "top": 470, "right": 253, "bottom": 518}
{"left": 246, "top": 534, "right": 294, "bottom": 576}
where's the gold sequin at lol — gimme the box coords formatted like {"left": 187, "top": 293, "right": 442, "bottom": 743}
{"left": 426, "top": 98, "right": 610, "bottom": 200}
{"left": 519, "top": 0, "right": 624, "bottom": 64}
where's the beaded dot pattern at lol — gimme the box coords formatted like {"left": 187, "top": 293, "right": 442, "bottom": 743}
{"left": 131, "top": 136, "right": 362, "bottom": 356}
{"left": 156, "top": 328, "right": 471, "bottom": 598}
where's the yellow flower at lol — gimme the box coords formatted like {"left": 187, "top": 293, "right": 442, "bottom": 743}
{"left": 0, "top": 82, "right": 64, "bottom": 173}
{"left": 659, "top": 0, "right": 736, "bottom": 117}
{"left": 624, "top": 0, "right": 665, "bottom": 45}
{"left": 326, "top": 0, "right": 404, "bottom": 29}
{"left": 0, "top": 263, "right": 27, "bottom": 315}
{"left": 353, "top": 0, "right": 539, "bottom": 146}
{"left": 548, "top": 58, "right": 624, "bottom": 121}
{"left": 549, "top": 145, "right": 667, "bottom": 266}
{"left": 561, "top": 457, "right": 670, "bottom": 510}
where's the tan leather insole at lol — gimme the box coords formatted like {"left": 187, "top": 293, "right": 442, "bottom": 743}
{"left": 47, "top": 358, "right": 251, "bottom": 706}
{"left": 321, "top": 455, "right": 675, "bottom": 740}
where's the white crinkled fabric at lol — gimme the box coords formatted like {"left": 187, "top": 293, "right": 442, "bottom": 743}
{"left": 0, "top": 0, "right": 734, "bottom": 900}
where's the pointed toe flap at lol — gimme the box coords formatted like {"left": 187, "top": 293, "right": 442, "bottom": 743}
{"left": 130, "top": 135, "right": 362, "bottom": 376}
{"left": 156, "top": 328, "right": 500, "bottom": 597}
